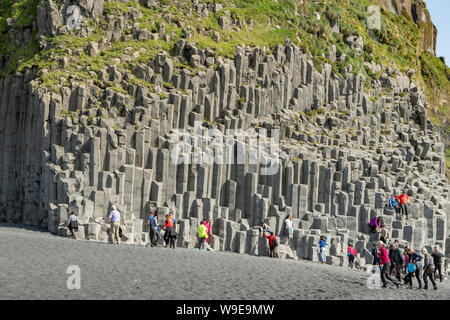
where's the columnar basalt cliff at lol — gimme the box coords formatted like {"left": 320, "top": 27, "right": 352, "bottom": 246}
{"left": 0, "top": 0, "right": 449, "bottom": 270}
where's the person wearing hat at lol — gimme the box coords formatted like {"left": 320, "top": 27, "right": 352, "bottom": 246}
{"left": 106, "top": 205, "right": 121, "bottom": 244}
{"left": 377, "top": 241, "right": 400, "bottom": 289}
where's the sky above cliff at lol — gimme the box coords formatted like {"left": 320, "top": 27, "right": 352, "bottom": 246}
{"left": 426, "top": 0, "right": 450, "bottom": 66}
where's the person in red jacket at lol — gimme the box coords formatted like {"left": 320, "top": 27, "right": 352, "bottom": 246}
{"left": 377, "top": 241, "right": 400, "bottom": 288}
{"left": 347, "top": 245, "right": 357, "bottom": 269}
{"left": 395, "top": 192, "right": 410, "bottom": 218}
{"left": 263, "top": 232, "right": 278, "bottom": 258}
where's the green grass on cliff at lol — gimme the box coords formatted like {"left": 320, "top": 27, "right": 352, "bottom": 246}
{"left": 0, "top": 0, "right": 449, "bottom": 134}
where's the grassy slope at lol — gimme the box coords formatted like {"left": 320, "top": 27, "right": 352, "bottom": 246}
{"left": 0, "top": 0, "right": 449, "bottom": 174}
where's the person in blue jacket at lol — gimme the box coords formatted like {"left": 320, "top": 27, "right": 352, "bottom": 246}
{"left": 389, "top": 194, "right": 399, "bottom": 214}
{"left": 318, "top": 236, "right": 327, "bottom": 264}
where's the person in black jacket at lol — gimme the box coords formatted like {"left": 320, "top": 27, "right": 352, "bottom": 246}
{"left": 421, "top": 248, "right": 437, "bottom": 290}
{"left": 389, "top": 243, "right": 404, "bottom": 281}
{"left": 431, "top": 247, "right": 444, "bottom": 283}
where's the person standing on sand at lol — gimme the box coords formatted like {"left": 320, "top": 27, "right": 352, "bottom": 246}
{"left": 347, "top": 244, "right": 357, "bottom": 269}
{"left": 377, "top": 241, "right": 400, "bottom": 289}
{"left": 318, "top": 236, "right": 327, "bottom": 264}
{"left": 163, "top": 214, "right": 177, "bottom": 249}
{"left": 106, "top": 205, "right": 121, "bottom": 245}
{"left": 431, "top": 247, "right": 444, "bottom": 283}
{"left": 204, "top": 218, "right": 213, "bottom": 247}
{"left": 406, "top": 248, "right": 423, "bottom": 289}
{"left": 151, "top": 211, "right": 161, "bottom": 247}
{"left": 389, "top": 243, "right": 403, "bottom": 281}
{"left": 263, "top": 231, "right": 278, "bottom": 258}
{"left": 66, "top": 211, "right": 79, "bottom": 239}
{"left": 421, "top": 248, "right": 437, "bottom": 290}
{"left": 147, "top": 211, "right": 154, "bottom": 246}
{"left": 198, "top": 221, "right": 208, "bottom": 251}
{"left": 371, "top": 242, "right": 382, "bottom": 273}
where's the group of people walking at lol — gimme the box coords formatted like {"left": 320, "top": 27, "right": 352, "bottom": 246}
{"left": 371, "top": 240, "right": 444, "bottom": 290}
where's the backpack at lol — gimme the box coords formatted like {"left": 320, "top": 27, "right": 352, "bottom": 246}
{"left": 273, "top": 236, "right": 278, "bottom": 247}
{"left": 407, "top": 263, "right": 416, "bottom": 273}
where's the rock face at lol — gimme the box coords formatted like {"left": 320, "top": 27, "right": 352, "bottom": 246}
{"left": 0, "top": 1, "right": 448, "bottom": 272}
{"left": 376, "top": 0, "right": 437, "bottom": 55}
{"left": 0, "top": 40, "right": 449, "bottom": 269}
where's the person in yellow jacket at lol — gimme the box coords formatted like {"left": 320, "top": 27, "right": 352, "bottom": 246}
{"left": 198, "top": 221, "right": 209, "bottom": 251}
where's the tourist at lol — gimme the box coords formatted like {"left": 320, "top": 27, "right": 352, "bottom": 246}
{"left": 395, "top": 191, "right": 410, "bottom": 218}
{"left": 406, "top": 248, "right": 423, "bottom": 289}
{"left": 163, "top": 214, "right": 171, "bottom": 247}
{"left": 379, "top": 226, "right": 389, "bottom": 243}
{"left": 403, "top": 250, "right": 409, "bottom": 275}
{"left": 263, "top": 231, "right": 278, "bottom": 258}
{"left": 371, "top": 242, "right": 382, "bottom": 273}
{"left": 106, "top": 205, "right": 121, "bottom": 245}
{"left": 347, "top": 244, "right": 357, "bottom": 269}
{"left": 368, "top": 216, "right": 381, "bottom": 233}
{"left": 151, "top": 211, "right": 161, "bottom": 247}
{"left": 389, "top": 243, "right": 404, "bottom": 281}
{"left": 66, "top": 211, "right": 79, "bottom": 240}
{"left": 163, "top": 213, "right": 177, "bottom": 249}
{"left": 431, "top": 247, "right": 444, "bottom": 283}
{"left": 377, "top": 241, "right": 399, "bottom": 289}
{"left": 389, "top": 194, "right": 399, "bottom": 214}
{"left": 147, "top": 211, "right": 154, "bottom": 246}
{"left": 198, "top": 221, "right": 208, "bottom": 251}
{"left": 421, "top": 248, "right": 437, "bottom": 290}
{"left": 284, "top": 215, "right": 293, "bottom": 239}
{"left": 318, "top": 235, "right": 327, "bottom": 265}
{"left": 204, "top": 218, "right": 213, "bottom": 247}
{"left": 259, "top": 221, "right": 271, "bottom": 237}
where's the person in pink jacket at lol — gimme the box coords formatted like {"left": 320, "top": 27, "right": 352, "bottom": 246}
{"left": 204, "top": 218, "right": 213, "bottom": 246}
{"left": 347, "top": 245, "right": 357, "bottom": 269}
{"left": 377, "top": 241, "right": 400, "bottom": 288}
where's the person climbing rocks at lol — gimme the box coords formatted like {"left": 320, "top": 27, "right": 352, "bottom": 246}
{"left": 405, "top": 248, "right": 423, "bottom": 289}
{"left": 263, "top": 231, "right": 278, "bottom": 258}
{"left": 389, "top": 194, "right": 399, "bottom": 214}
{"left": 284, "top": 215, "right": 293, "bottom": 239}
{"left": 377, "top": 241, "right": 400, "bottom": 289}
{"left": 403, "top": 249, "right": 409, "bottom": 276}
{"left": 198, "top": 221, "right": 208, "bottom": 251}
{"left": 431, "top": 247, "right": 444, "bottom": 283}
{"left": 66, "top": 211, "right": 79, "bottom": 239}
{"left": 395, "top": 191, "right": 410, "bottom": 218}
{"left": 259, "top": 221, "right": 271, "bottom": 237}
{"left": 421, "top": 248, "right": 437, "bottom": 290}
{"left": 379, "top": 226, "right": 389, "bottom": 243}
{"left": 347, "top": 244, "right": 357, "bottom": 269}
{"left": 106, "top": 205, "right": 121, "bottom": 245}
{"left": 318, "top": 235, "right": 328, "bottom": 265}
{"left": 388, "top": 243, "right": 403, "bottom": 281}
{"left": 368, "top": 216, "right": 382, "bottom": 233}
